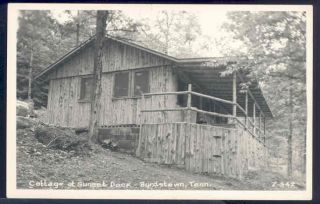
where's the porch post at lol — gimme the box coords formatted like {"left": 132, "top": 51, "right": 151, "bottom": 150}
{"left": 199, "top": 96, "right": 203, "bottom": 110}
{"left": 232, "top": 72, "right": 237, "bottom": 119}
{"left": 187, "top": 84, "right": 192, "bottom": 108}
{"left": 245, "top": 90, "right": 248, "bottom": 129}
{"left": 186, "top": 84, "right": 192, "bottom": 123}
{"left": 259, "top": 111, "right": 262, "bottom": 137}
{"left": 141, "top": 94, "right": 146, "bottom": 123}
{"left": 253, "top": 103, "right": 256, "bottom": 135}
{"left": 264, "top": 116, "right": 266, "bottom": 134}
{"left": 264, "top": 116, "right": 266, "bottom": 143}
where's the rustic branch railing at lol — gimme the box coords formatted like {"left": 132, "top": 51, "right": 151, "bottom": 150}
{"left": 189, "top": 91, "right": 235, "bottom": 105}
{"left": 140, "top": 86, "right": 266, "bottom": 143}
{"left": 143, "top": 91, "right": 189, "bottom": 96}
{"left": 190, "top": 107, "right": 235, "bottom": 118}
{"left": 141, "top": 107, "right": 188, "bottom": 112}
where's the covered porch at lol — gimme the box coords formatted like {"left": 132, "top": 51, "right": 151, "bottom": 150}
{"left": 140, "top": 59, "right": 273, "bottom": 143}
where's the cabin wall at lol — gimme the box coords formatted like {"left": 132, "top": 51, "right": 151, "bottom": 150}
{"left": 99, "top": 66, "right": 180, "bottom": 126}
{"left": 47, "top": 66, "right": 179, "bottom": 128}
{"left": 47, "top": 77, "right": 91, "bottom": 128}
{"left": 45, "top": 39, "right": 178, "bottom": 128}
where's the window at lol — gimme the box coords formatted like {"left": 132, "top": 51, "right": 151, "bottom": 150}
{"left": 79, "top": 77, "right": 93, "bottom": 101}
{"left": 114, "top": 72, "right": 129, "bottom": 97}
{"left": 134, "top": 70, "right": 149, "bottom": 96}
{"left": 113, "top": 70, "right": 149, "bottom": 98}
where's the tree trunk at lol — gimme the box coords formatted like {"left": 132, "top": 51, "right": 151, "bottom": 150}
{"left": 88, "top": 10, "right": 108, "bottom": 143}
{"left": 76, "top": 10, "right": 80, "bottom": 46}
{"left": 164, "top": 12, "right": 169, "bottom": 54}
{"left": 27, "top": 48, "right": 34, "bottom": 100}
{"left": 287, "top": 79, "right": 293, "bottom": 177}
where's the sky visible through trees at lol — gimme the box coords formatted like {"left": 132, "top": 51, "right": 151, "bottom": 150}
{"left": 50, "top": 9, "right": 235, "bottom": 57}
{"left": 16, "top": 9, "right": 308, "bottom": 178}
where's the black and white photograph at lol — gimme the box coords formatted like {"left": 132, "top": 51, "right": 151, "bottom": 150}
{"left": 7, "top": 4, "right": 313, "bottom": 200}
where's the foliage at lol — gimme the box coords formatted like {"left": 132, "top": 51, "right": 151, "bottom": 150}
{"left": 221, "top": 11, "right": 307, "bottom": 176}
{"left": 17, "top": 11, "right": 58, "bottom": 106}
{"left": 127, "top": 11, "right": 202, "bottom": 57}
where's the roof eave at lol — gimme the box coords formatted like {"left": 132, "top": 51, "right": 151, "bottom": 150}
{"left": 34, "top": 37, "right": 95, "bottom": 80}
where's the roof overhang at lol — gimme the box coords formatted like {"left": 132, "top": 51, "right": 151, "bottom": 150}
{"left": 175, "top": 61, "right": 273, "bottom": 118}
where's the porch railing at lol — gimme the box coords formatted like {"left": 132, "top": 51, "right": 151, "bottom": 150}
{"left": 140, "top": 84, "right": 266, "bottom": 144}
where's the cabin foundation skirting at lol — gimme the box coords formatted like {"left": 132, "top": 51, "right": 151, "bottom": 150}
{"left": 136, "top": 122, "right": 269, "bottom": 179}
{"left": 98, "top": 126, "right": 140, "bottom": 154}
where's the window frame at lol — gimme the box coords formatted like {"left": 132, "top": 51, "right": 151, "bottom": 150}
{"left": 112, "top": 69, "right": 150, "bottom": 100}
{"left": 113, "top": 71, "right": 131, "bottom": 99}
{"left": 132, "top": 69, "right": 150, "bottom": 97}
{"left": 78, "top": 75, "right": 94, "bottom": 103}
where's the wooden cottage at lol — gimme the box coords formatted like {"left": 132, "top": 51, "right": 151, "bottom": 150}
{"left": 35, "top": 36, "right": 273, "bottom": 178}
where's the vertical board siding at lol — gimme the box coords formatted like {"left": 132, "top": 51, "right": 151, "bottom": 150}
{"left": 49, "top": 44, "right": 95, "bottom": 79}
{"left": 137, "top": 123, "right": 269, "bottom": 178}
{"left": 47, "top": 77, "right": 91, "bottom": 128}
{"left": 139, "top": 65, "right": 181, "bottom": 124}
{"left": 99, "top": 66, "right": 179, "bottom": 126}
{"left": 48, "top": 39, "right": 173, "bottom": 79}
{"left": 102, "top": 40, "right": 173, "bottom": 72}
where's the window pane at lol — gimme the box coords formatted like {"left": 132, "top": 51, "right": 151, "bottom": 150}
{"left": 80, "top": 77, "right": 93, "bottom": 100}
{"left": 134, "top": 71, "right": 149, "bottom": 96}
{"left": 114, "top": 72, "right": 129, "bottom": 97}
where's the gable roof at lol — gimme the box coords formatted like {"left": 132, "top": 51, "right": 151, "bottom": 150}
{"left": 34, "top": 35, "right": 180, "bottom": 80}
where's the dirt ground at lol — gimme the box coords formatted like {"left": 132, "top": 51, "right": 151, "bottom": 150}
{"left": 16, "top": 120, "right": 305, "bottom": 191}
